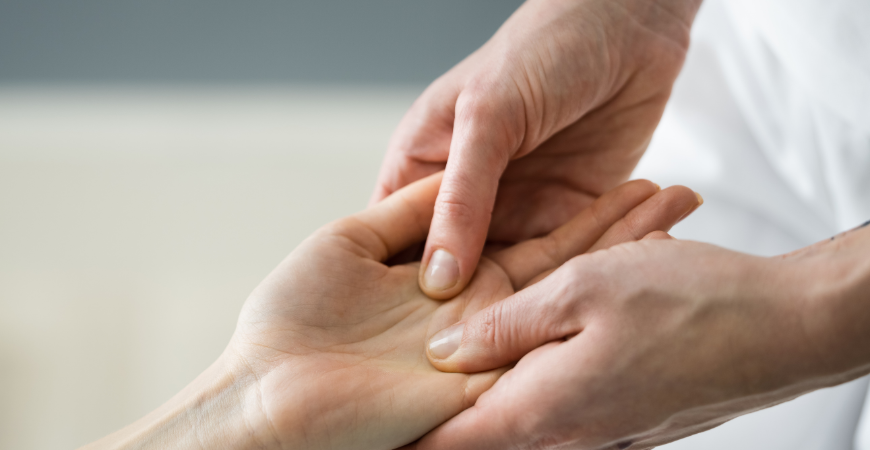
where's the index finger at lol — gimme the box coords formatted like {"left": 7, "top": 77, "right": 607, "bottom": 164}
{"left": 419, "top": 93, "right": 520, "bottom": 299}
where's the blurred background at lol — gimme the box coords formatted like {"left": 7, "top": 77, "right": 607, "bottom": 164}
{"left": 0, "top": 1, "right": 522, "bottom": 448}
{"left": 0, "top": 0, "right": 522, "bottom": 84}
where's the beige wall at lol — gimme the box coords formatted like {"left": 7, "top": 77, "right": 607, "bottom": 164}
{"left": 0, "top": 86, "right": 419, "bottom": 448}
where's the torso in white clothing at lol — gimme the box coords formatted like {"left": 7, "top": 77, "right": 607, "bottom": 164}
{"left": 633, "top": 1, "right": 870, "bottom": 449}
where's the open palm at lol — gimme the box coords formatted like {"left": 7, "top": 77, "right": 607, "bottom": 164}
{"left": 226, "top": 173, "right": 700, "bottom": 450}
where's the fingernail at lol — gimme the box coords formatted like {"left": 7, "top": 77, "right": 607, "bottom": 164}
{"left": 652, "top": 182, "right": 661, "bottom": 191}
{"left": 678, "top": 191, "right": 705, "bottom": 223}
{"left": 428, "top": 323, "right": 464, "bottom": 359}
{"left": 423, "top": 249, "right": 459, "bottom": 291}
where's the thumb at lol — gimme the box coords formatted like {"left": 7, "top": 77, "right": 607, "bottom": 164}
{"left": 426, "top": 261, "right": 593, "bottom": 372}
{"left": 418, "top": 93, "right": 520, "bottom": 299}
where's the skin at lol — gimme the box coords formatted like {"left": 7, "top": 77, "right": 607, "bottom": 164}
{"left": 81, "top": 173, "right": 702, "bottom": 450}
{"left": 371, "top": 0, "right": 704, "bottom": 299}
{"left": 418, "top": 225, "right": 870, "bottom": 450}
{"left": 372, "top": 0, "right": 869, "bottom": 447}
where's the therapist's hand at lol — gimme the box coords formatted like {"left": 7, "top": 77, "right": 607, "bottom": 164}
{"left": 416, "top": 224, "right": 870, "bottom": 450}
{"left": 372, "top": 0, "right": 703, "bottom": 299}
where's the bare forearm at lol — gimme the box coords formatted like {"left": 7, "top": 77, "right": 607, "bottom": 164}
{"left": 80, "top": 353, "right": 273, "bottom": 450}
{"left": 800, "top": 222, "right": 870, "bottom": 384}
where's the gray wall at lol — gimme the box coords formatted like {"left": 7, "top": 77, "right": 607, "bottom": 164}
{"left": 0, "top": 0, "right": 524, "bottom": 84}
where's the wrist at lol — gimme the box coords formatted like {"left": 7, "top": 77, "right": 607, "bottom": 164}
{"left": 81, "top": 351, "right": 276, "bottom": 450}
{"left": 614, "top": 0, "right": 703, "bottom": 45}
{"left": 794, "top": 228, "right": 870, "bottom": 385}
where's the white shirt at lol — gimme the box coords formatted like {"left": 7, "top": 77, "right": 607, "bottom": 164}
{"left": 633, "top": 0, "right": 870, "bottom": 448}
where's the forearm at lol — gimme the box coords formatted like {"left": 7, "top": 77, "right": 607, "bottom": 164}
{"left": 80, "top": 353, "right": 274, "bottom": 450}
{"left": 796, "top": 224, "right": 870, "bottom": 386}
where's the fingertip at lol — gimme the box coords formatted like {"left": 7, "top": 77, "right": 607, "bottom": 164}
{"left": 654, "top": 185, "right": 701, "bottom": 220}
{"left": 680, "top": 190, "right": 704, "bottom": 222}
{"left": 428, "top": 321, "right": 465, "bottom": 361}
{"left": 674, "top": 187, "right": 704, "bottom": 222}
{"left": 419, "top": 248, "right": 466, "bottom": 300}
{"left": 426, "top": 319, "right": 487, "bottom": 373}
{"left": 642, "top": 230, "right": 674, "bottom": 240}
{"left": 587, "top": 184, "right": 698, "bottom": 252}
{"left": 420, "top": 186, "right": 489, "bottom": 300}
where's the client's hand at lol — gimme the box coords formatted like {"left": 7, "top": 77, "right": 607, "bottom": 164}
{"left": 82, "top": 173, "right": 701, "bottom": 450}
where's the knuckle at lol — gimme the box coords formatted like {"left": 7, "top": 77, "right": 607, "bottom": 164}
{"left": 562, "top": 255, "right": 595, "bottom": 280}
{"left": 434, "top": 183, "right": 492, "bottom": 225}
{"left": 622, "top": 213, "right": 649, "bottom": 241}
{"left": 513, "top": 409, "right": 569, "bottom": 450}
{"left": 473, "top": 302, "right": 526, "bottom": 362}
{"left": 583, "top": 200, "right": 612, "bottom": 241}
{"left": 476, "top": 305, "right": 505, "bottom": 351}
{"left": 547, "top": 276, "right": 585, "bottom": 327}
{"left": 455, "top": 89, "right": 491, "bottom": 123}
{"left": 459, "top": 77, "right": 494, "bottom": 102}
{"left": 538, "top": 234, "right": 566, "bottom": 268}
{"left": 434, "top": 195, "right": 479, "bottom": 225}
{"left": 454, "top": 83, "right": 524, "bottom": 151}
{"left": 553, "top": 256, "right": 604, "bottom": 313}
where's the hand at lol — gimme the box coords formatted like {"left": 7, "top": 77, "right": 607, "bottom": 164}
{"left": 372, "top": 0, "right": 703, "bottom": 299}
{"left": 82, "top": 174, "right": 702, "bottom": 450}
{"left": 415, "top": 224, "right": 870, "bottom": 450}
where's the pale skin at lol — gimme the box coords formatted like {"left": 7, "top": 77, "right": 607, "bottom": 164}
{"left": 417, "top": 224, "right": 870, "bottom": 450}
{"left": 372, "top": 0, "right": 704, "bottom": 299}
{"left": 371, "top": 0, "right": 870, "bottom": 448}
{"left": 81, "top": 173, "right": 703, "bottom": 450}
{"left": 81, "top": 0, "right": 869, "bottom": 446}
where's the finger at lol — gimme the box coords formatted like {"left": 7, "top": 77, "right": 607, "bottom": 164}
{"left": 419, "top": 90, "right": 522, "bottom": 299}
{"left": 512, "top": 188, "right": 697, "bottom": 290}
{"left": 369, "top": 155, "right": 445, "bottom": 206}
{"left": 369, "top": 79, "right": 460, "bottom": 205}
{"left": 426, "top": 261, "right": 594, "bottom": 373}
{"left": 412, "top": 400, "right": 515, "bottom": 450}
{"left": 587, "top": 186, "right": 700, "bottom": 252}
{"left": 330, "top": 172, "right": 443, "bottom": 262}
{"left": 490, "top": 179, "right": 661, "bottom": 289}
{"left": 643, "top": 230, "right": 675, "bottom": 241}
{"left": 416, "top": 341, "right": 565, "bottom": 449}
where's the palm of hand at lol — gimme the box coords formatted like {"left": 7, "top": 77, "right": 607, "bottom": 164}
{"left": 235, "top": 237, "right": 510, "bottom": 450}
{"left": 224, "top": 174, "right": 693, "bottom": 450}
